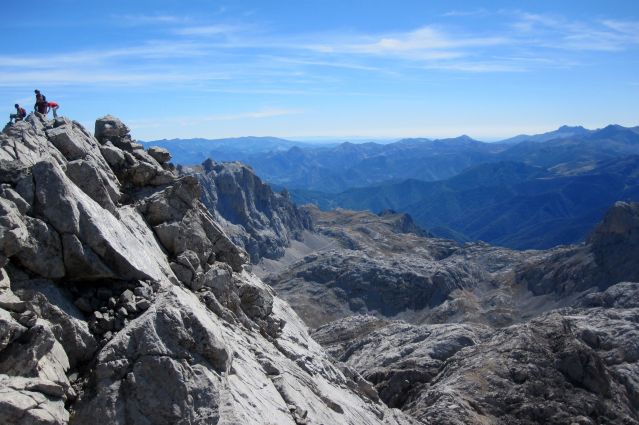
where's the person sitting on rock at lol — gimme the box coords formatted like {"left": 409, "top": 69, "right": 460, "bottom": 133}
{"left": 9, "top": 104, "right": 27, "bottom": 124}
{"left": 47, "top": 100, "right": 60, "bottom": 118}
{"left": 34, "top": 89, "right": 48, "bottom": 115}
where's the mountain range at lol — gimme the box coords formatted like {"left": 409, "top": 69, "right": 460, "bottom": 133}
{"left": 144, "top": 124, "right": 639, "bottom": 249}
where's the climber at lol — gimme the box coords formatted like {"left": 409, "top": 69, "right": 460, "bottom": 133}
{"left": 34, "top": 89, "right": 48, "bottom": 114}
{"left": 47, "top": 100, "right": 60, "bottom": 118}
{"left": 9, "top": 104, "right": 27, "bottom": 124}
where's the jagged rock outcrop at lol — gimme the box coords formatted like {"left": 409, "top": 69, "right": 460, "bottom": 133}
{"left": 195, "top": 159, "right": 312, "bottom": 263}
{"left": 313, "top": 281, "right": 639, "bottom": 424}
{"left": 377, "top": 209, "right": 432, "bottom": 237}
{"left": 0, "top": 113, "right": 412, "bottom": 425}
{"left": 515, "top": 201, "right": 639, "bottom": 296}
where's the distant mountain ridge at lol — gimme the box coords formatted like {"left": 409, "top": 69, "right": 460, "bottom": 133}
{"left": 142, "top": 124, "right": 639, "bottom": 193}
{"left": 292, "top": 156, "right": 639, "bottom": 249}
{"left": 143, "top": 124, "right": 639, "bottom": 249}
{"left": 498, "top": 125, "right": 592, "bottom": 144}
{"left": 139, "top": 136, "right": 308, "bottom": 165}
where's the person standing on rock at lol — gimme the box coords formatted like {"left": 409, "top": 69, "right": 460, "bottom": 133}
{"left": 46, "top": 100, "right": 60, "bottom": 118}
{"left": 9, "top": 104, "right": 27, "bottom": 124}
{"left": 34, "top": 89, "right": 48, "bottom": 115}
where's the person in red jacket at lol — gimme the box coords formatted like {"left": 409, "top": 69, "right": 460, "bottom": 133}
{"left": 9, "top": 104, "right": 27, "bottom": 124}
{"left": 47, "top": 101, "right": 60, "bottom": 118}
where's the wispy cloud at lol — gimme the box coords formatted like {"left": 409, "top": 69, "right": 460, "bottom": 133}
{"left": 0, "top": 69, "right": 229, "bottom": 87}
{"left": 205, "top": 108, "right": 303, "bottom": 121}
{"left": 0, "top": 41, "right": 211, "bottom": 70}
{"left": 2, "top": 10, "right": 638, "bottom": 94}
{"left": 173, "top": 24, "right": 244, "bottom": 36}
{"left": 511, "top": 12, "right": 639, "bottom": 51}
{"left": 442, "top": 9, "right": 490, "bottom": 18}
{"left": 116, "top": 14, "right": 192, "bottom": 26}
{"left": 424, "top": 61, "right": 526, "bottom": 73}
{"left": 305, "top": 26, "right": 507, "bottom": 59}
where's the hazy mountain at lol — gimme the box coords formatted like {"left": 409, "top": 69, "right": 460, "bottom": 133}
{"left": 498, "top": 125, "right": 592, "bottom": 144}
{"left": 144, "top": 125, "right": 638, "bottom": 195}
{"left": 140, "top": 136, "right": 308, "bottom": 164}
{"left": 292, "top": 156, "right": 639, "bottom": 249}
{"left": 498, "top": 124, "right": 639, "bottom": 169}
{"left": 237, "top": 135, "right": 504, "bottom": 192}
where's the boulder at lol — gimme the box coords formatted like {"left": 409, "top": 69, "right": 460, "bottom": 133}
{"left": 94, "top": 115, "right": 130, "bottom": 145}
{"left": 147, "top": 147, "right": 171, "bottom": 164}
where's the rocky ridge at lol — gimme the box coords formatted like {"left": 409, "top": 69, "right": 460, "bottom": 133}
{"left": 0, "top": 113, "right": 412, "bottom": 425}
{"left": 194, "top": 158, "right": 312, "bottom": 264}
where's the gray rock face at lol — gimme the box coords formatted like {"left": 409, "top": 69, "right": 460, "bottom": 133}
{"left": 515, "top": 201, "right": 639, "bottom": 297}
{"left": 94, "top": 115, "right": 130, "bottom": 145}
{"left": 588, "top": 201, "right": 639, "bottom": 282}
{"left": 195, "top": 159, "right": 313, "bottom": 263}
{"left": 377, "top": 209, "right": 432, "bottom": 237}
{"left": 314, "top": 283, "right": 639, "bottom": 424}
{"left": 0, "top": 115, "right": 411, "bottom": 425}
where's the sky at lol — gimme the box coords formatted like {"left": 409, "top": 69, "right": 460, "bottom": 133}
{"left": 2, "top": 0, "right": 638, "bottom": 141}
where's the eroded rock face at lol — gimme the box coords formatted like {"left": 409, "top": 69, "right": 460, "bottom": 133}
{"left": 314, "top": 283, "right": 639, "bottom": 424}
{"left": 196, "top": 160, "right": 313, "bottom": 263}
{"left": 515, "top": 201, "right": 639, "bottom": 297}
{"left": 0, "top": 114, "right": 411, "bottom": 425}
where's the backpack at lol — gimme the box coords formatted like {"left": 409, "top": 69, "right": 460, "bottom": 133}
{"left": 18, "top": 107, "right": 26, "bottom": 118}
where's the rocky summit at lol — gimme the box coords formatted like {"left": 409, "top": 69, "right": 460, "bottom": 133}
{"left": 0, "top": 113, "right": 412, "bottom": 425}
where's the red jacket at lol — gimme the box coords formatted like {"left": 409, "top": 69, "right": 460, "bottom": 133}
{"left": 48, "top": 101, "right": 59, "bottom": 108}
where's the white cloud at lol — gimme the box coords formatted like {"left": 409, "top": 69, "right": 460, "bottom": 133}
{"left": 173, "top": 24, "right": 243, "bottom": 36}
{"left": 3, "top": 10, "right": 638, "bottom": 94}
{"left": 424, "top": 61, "right": 526, "bottom": 73}
{"left": 116, "top": 14, "right": 192, "bottom": 26}
{"left": 511, "top": 13, "right": 639, "bottom": 51}
{"left": 442, "top": 9, "right": 489, "bottom": 18}
{"left": 304, "top": 26, "right": 507, "bottom": 60}
{"left": 203, "top": 108, "right": 303, "bottom": 121}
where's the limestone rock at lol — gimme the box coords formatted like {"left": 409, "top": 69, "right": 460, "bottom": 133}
{"left": 147, "top": 146, "right": 171, "bottom": 164}
{"left": 196, "top": 160, "right": 312, "bottom": 263}
{"left": 65, "top": 159, "right": 120, "bottom": 215}
{"left": 94, "top": 115, "right": 130, "bottom": 145}
{"left": 0, "top": 375, "right": 69, "bottom": 425}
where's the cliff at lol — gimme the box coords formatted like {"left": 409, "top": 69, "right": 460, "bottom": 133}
{"left": 0, "top": 113, "right": 411, "bottom": 425}
{"left": 196, "top": 159, "right": 312, "bottom": 264}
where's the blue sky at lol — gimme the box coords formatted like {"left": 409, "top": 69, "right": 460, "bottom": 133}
{"left": 2, "top": 0, "right": 638, "bottom": 140}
